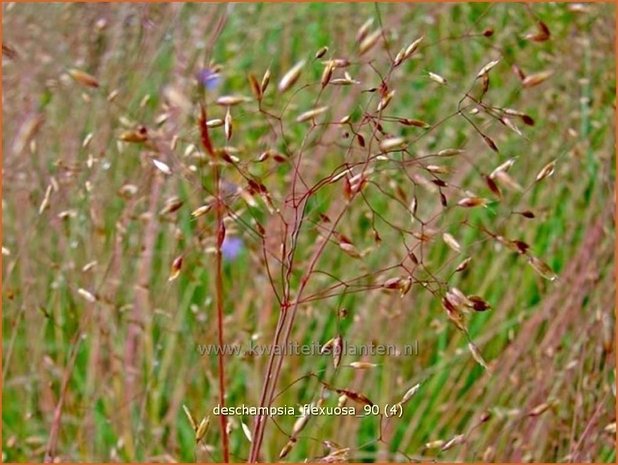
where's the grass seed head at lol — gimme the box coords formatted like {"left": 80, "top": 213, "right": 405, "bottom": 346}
{"left": 278, "top": 60, "right": 305, "bottom": 93}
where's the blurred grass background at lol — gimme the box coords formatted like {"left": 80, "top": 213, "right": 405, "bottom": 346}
{"left": 2, "top": 2, "right": 615, "bottom": 462}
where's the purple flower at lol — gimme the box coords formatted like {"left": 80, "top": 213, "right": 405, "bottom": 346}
{"left": 221, "top": 236, "right": 244, "bottom": 261}
{"left": 196, "top": 68, "right": 221, "bottom": 91}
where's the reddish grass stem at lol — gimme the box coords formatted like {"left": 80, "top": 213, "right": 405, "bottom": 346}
{"left": 199, "top": 104, "right": 230, "bottom": 462}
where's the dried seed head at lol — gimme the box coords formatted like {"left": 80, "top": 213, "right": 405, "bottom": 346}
{"left": 437, "top": 148, "right": 464, "bottom": 157}
{"left": 428, "top": 72, "right": 447, "bottom": 85}
{"left": 394, "top": 36, "right": 424, "bottom": 66}
{"left": 350, "top": 361, "right": 377, "bottom": 369}
{"left": 518, "top": 210, "right": 535, "bottom": 219}
{"left": 442, "top": 233, "right": 461, "bottom": 253}
{"left": 278, "top": 438, "right": 297, "bottom": 459}
{"left": 377, "top": 90, "right": 395, "bottom": 112}
{"left": 278, "top": 60, "right": 305, "bottom": 93}
{"left": 68, "top": 68, "right": 99, "bottom": 88}
{"left": 315, "top": 46, "right": 328, "bottom": 59}
{"left": 379, "top": 137, "right": 406, "bottom": 152}
{"left": 335, "top": 388, "right": 373, "bottom": 406}
{"left": 77, "top": 288, "right": 97, "bottom": 303}
{"left": 442, "top": 296, "right": 466, "bottom": 331}
{"left": 119, "top": 130, "right": 148, "bottom": 143}
{"left": 399, "top": 118, "right": 430, "bottom": 128}
{"left": 191, "top": 204, "right": 212, "bottom": 218}
{"left": 224, "top": 108, "right": 233, "bottom": 141}
{"left": 482, "top": 134, "right": 499, "bottom": 152}
{"left": 455, "top": 257, "right": 472, "bottom": 272}
{"left": 485, "top": 175, "right": 502, "bottom": 198}
{"left": 216, "top": 95, "right": 249, "bottom": 106}
{"left": 296, "top": 106, "right": 329, "bottom": 123}
{"left": 152, "top": 159, "right": 172, "bottom": 175}
{"left": 468, "top": 341, "right": 489, "bottom": 369}
{"left": 522, "top": 70, "right": 553, "bottom": 88}
{"left": 248, "top": 73, "right": 262, "bottom": 100}
{"left": 321, "top": 60, "right": 334, "bottom": 87}
{"left": 205, "top": 118, "right": 223, "bottom": 128}
{"left": 38, "top": 185, "right": 52, "bottom": 215}
{"left": 526, "top": 20, "right": 551, "bottom": 42}
{"left": 241, "top": 421, "right": 252, "bottom": 443}
{"left": 359, "top": 28, "right": 382, "bottom": 55}
{"left": 320, "top": 337, "right": 335, "bottom": 354}
{"left": 527, "top": 255, "right": 558, "bottom": 281}
{"left": 333, "top": 335, "right": 343, "bottom": 369}
{"left": 490, "top": 157, "right": 516, "bottom": 178}
{"left": 535, "top": 160, "right": 556, "bottom": 182}
{"left": 425, "top": 440, "right": 445, "bottom": 449}
{"left": 457, "top": 197, "right": 488, "bottom": 208}
{"left": 183, "top": 404, "right": 197, "bottom": 431}
{"left": 382, "top": 277, "right": 405, "bottom": 290}
{"left": 476, "top": 59, "right": 500, "bottom": 79}
{"left": 160, "top": 197, "right": 183, "bottom": 215}
{"left": 292, "top": 412, "right": 311, "bottom": 436}
{"left": 339, "top": 241, "right": 362, "bottom": 258}
{"left": 261, "top": 68, "right": 271, "bottom": 93}
{"left": 467, "top": 295, "right": 491, "bottom": 312}
{"left": 168, "top": 255, "right": 183, "bottom": 282}
{"left": 441, "top": 434, "right": 465, "bottom": 451}
{"left": 400, "top": 382, "right": 421, "bottom": 405}
{"left": 356, "top": 18, "right": 374, "bottom": 43}
{"left": 528, "top": 402, "right": 551, "bottom": 417}
{"left": 195, "top": 416, "right": 210, "bottom": 443}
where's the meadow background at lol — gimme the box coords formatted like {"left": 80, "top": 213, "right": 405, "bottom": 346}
{"left": 2, "top": 2, "right": 616, "bottom": 463}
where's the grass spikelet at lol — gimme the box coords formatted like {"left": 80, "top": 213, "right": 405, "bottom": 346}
{"left": 349, "top": 361, "right": 377, "bottom": 369}
{"left": 522, "top": 70, "right": 554, "bottom": 88}
{"left": 248, "top": 73, "right": 262, "bottom": 100}
{"left": 168, "top": 255, "right": 183, "bottom": 282}
{"left": 260, "top": 68, "right": 271, "bottom": 93}
{"left": 77, "top": 288, "right": 96, "bottom": 303}
{"left": 527, "top": 255, "right": 558, "bottom": 281}
{"left": 278, "top": 60, "right": 305, "bottom": 93}
{"left": 183, "top": 404, "right": 197, "bottom": 431}
{"left": 536, "top": 160, "right": 556, "bottom": 182}
{"left": 296, "top": 106, "right": 329, "bottom": 123}
{"left": 332, "top": 335, "right": 343, "bottom": 368}
{"left": 455, "top": 257, "right": 472, "bottom": 272}
{"left": 119, "top": 129, "right": 147, "bottom": 143}
{"left": 428, "top": 71, "right": 447, "bottom": 85}
{"left": 152, "top": 159, "right": 172, "bottom": 175}
{"left": 38, "top": 185, "right": 52, "bottom": 215}
{"left": 476, "top": 59, "right": 500, "bottom": 79}
{"left": 379, "top": 137, "right": 406, "bottom": 152}
{"left": 278, "top": 438, "right": 297, "bottom": 459}
{"left": 195, "top": 417, "right": 210, "bottom": 443}
{"left": 68, "top": 68, "right": 99, "bottom": 88}
{"left": 216, "top": 95, "right": 249, "bottom": 106}
{"left": 528, "top": 402, "right": 552, "bottom": 417}
{"left": 400, "top": 382, "right": 421, "bottom": 405}
{"left": 191, "top": 204, "right": 212, "bottom": 218}
{"left": 442, "top": 233, "right": 461, "bottom": 253}
{"left": 359, "top": 28, "right": 382, "bottom": 55}
{"left": 457, "top": 197, "right": 488, "bottom": 208}
{"left": 241, "top": 421, "right": 252, "bottom": 443}
{"left": 224, "top": 108, "right": 233, "bottom": 141}
{"left": 356, "top": 18, "right": 374, "bottom": 43}
{"left": 526, "top": 20, "right": 551, "bottom": 42}
{"left": 467, "top": 341, "right": 489, "bottom": 369}
{"left": 441, "top": 434, "right": 465, "bottom": 451}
